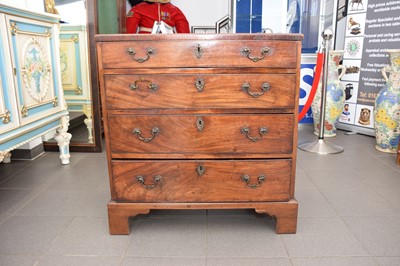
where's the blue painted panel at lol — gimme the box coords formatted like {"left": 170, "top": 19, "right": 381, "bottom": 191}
{"left": 66, "top": 99, "right": 90, "bottom": 104}
{"left": 27, "top": 102, "right": 57, "bottom": 117}
{"left": 236, "top": 0, "right": 263, "bottom": 33}
{"left": 251, "top": 16, "right": 262, "bottom": 33}
{"left": 9, "top": 32, "right": 23, "bottom": 105}
{"left": 59, "top": 34, "right": 70, "bottom": 40}
{"left": 0, "top": 36, "right": 16, "bottom": 125}
{"left": 0, "top": 120, "right": 60, "bottom": 150}
{"left": 10, "top": 20, "right": 50, "bottom": 34}
{"left": 236, "top": 0, "right": 250, "bottom": 16}
{"left": 252, "top": 0, "right": 262, "bottom": 15}
{"left": 64, "top": 91, "right": 77, "bottom": 96}
{"left": 49, "top": 32, "right": 60, "bottom": 100}
{"left": 67, "top": 105, "right": 84, "bottom": 111}
{"left": 74, "top": 39, "right": 83, "bottom": 89}
{"left": 236, "top": 18, "right": 251, "bottom": 33}
{"left": 60, "top": 25, "right": 85, "bottom": 31}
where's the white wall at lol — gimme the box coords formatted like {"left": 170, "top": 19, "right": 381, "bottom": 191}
{"left": 262, "top": 0, "right": 287, "bottom": 33}
{"left": 0, "top": 0, "right": 25, "bottom": 8}
{"left": 0, "top": 0, "right": 44, "bottom": 13}
{"left": 56, "top": 0, "right": 86, "bottom": 25}
{"left": 25, "top": 0, "right": 45, "bottom": 13}
{"left": 173, "top": 0, "right": 230, "bottom": 29}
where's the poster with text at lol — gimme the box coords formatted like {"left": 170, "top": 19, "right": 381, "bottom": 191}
{"left": 339, "top": 0, "right": 400, "bottom": 134}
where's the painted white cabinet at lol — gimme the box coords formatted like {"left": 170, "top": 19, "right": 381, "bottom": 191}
{"left": 59, "top": 25, "right": 93, "bottom": 144}
{"left": 0, "top": 3, "right": 71, "bottom": 164}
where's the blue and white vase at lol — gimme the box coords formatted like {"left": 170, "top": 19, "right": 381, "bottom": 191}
{"left": 311, "top": 50, "right": 346, "bottom": 137}
{"left": 374, "top": 49, "right": 400, "bottom": 153}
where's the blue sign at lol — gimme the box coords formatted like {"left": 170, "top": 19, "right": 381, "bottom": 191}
{"left": 299, "top": 63, "right": 316, "bottom": 124}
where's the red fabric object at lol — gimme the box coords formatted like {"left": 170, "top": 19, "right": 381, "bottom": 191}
{"left": 298, "top": 52, "right": 324, "bottom": 122}
{"left": 126, "top": 2, "right": 190, "bottom": 34}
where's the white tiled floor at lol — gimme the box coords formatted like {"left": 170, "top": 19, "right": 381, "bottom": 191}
{"left": 0, "top": 126, "right": 399, "bottom": 266}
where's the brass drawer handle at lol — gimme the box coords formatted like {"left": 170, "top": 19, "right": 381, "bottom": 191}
{"left": 127, "top": 47, "right": 155, "bottom": 63}
{"left": 241, "top": 174, "right": 266, "bottom": 188}
{"left": 195, "top": 77, "right": 205, "bottom": 92}
{"left": 241, "top": 126, "right": 268, "bottom": 142}
{"left": 241, "top": 82, "right": 270, "bottom": 98}
{"left": 241, "top": 47, "right": 271, "bottom": 62}
{"left": 136, "top": 175, "right": 162, "bottom": 189}
{"left": 133, "top": 127, "right": 159, "bottom": 143}
{"left": 130, "top": 80, "right": 158, "bottom": 92}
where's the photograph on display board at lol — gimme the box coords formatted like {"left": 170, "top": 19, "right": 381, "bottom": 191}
{"left": 344, "top": 37, "right": 364, "bottom": 59}
{"left": 342, "top": 59, "right": 361, "bottom": 82}
{"left": 341, "top": 81, "right": 359, "bottom": 103}
{"left": 339, "top": 102, "right": 357, "bottom": 124}
{"left": 355, "top": 104, "right": 374, "bottom": 128}
{"left": 346, "top": 12, "right": 366, "bottom": 36}
{"left": 347, "top": 0, "right": 369, "bottom": 14}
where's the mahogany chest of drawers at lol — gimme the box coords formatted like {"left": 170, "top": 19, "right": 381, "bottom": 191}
{"left": 95, "top": 33, "right": 303, "bottom": 234}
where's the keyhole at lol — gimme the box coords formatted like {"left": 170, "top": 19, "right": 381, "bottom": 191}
{"left": 196, "top": 117, "right": 205, "bottom": 132}
{"left": 195, "top": 77, "right": 205, "bottom": 92}
{"left": 195, "top": 44, "right": 203, "bottom": 59}
{"left": 197, "top": 164, "right": 205, "bottom": 176}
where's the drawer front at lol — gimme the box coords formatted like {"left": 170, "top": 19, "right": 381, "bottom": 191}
{"left": 99, "top": 40, "right": 298, "bottom": 69}
{"left": 111, "top": 160, "right": 292, "bottom": 202}
{"left": 108, "top": 114, "right": 294, "bottom": 156}
{"left": 104, "top": 74, "right": 296, "bottom": 110}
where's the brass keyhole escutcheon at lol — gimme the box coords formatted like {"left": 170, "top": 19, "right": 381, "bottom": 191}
{"left": 195, "top": 77, "right": 205, "bottom": 92}
{"left": 195, "top": 44, "right": 203, "bottom": 59}
{"left": 196, "top": 164, "right": 206, "bottom": 176}
{"left": 196, "top": 117, "right": 205, "bottom": 132}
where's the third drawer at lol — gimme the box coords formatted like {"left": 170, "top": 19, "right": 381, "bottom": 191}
{"left": 111, "top": 159, "right": 292, "bottom": 202}
{"left": 108, "top": 114, "right": 294, "bottom": 157}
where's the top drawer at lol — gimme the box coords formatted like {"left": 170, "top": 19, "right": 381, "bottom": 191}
{"left": 97, "top": 40, "right": 299, "bottom": 69}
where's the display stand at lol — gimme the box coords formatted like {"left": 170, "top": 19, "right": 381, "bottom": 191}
{"left": 298, "top": 29, "right": 344, "bottom": 154}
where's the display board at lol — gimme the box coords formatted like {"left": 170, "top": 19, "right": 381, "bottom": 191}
{"left": 338, "top": 0, "right": 400, "bottom": 135}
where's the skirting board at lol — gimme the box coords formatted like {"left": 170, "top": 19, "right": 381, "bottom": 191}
{"left": 337, "top": 123, "right": 375, "bottom": 137}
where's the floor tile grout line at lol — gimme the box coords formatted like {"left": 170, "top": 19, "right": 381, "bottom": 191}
{"left": 0, "top": 164, "right": 73, "bottom": 226}
{"left": 300, "top": 168, "right": 376, "bottom": 258}
{"left": 205, "top": 210, "right": 208, "bottom": 263}
{"left": 32, "top": 215, "right": 79, "bottom": 266}
{"left": 0, "top": 164, "right": 33, "bottom": 185}
{"left": 119, "top": 218, "right": 135, "bottom": 266}
{"left": 314, "top": 184, "right": 376, "bottom": 257}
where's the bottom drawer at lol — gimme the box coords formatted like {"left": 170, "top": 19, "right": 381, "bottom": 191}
{"left": 111, "top": 160, "right": 292, "bottom": 202}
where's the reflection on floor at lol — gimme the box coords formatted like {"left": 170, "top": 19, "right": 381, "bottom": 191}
{"left": 0, "top": 125, "right": 399, "bottom": 266}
